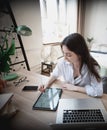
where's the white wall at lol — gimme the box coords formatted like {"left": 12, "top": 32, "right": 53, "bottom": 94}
{"left": 84, "top": 0, "right": 107, "bottom": 45}
{"left": 10, "top": 0, "right": 43, "bottom": 69}
{"left": 84, "top": 0, "right": 107, "bottom": 70}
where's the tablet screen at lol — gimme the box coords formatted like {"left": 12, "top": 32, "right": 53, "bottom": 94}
{"left": 32, "top": 88, "right": 62, "bottom": 111}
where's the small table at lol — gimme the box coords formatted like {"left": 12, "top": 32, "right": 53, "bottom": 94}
{"left": 41, "top": 62, "right": 55, "bottom": 76}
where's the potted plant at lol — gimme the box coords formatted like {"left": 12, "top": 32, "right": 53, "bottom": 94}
{"left": 87, "top": 37, "right": 94, "bottom": 50}
{"left": 0, "top": 25, "right": 32, "bottom": 80}
{"left": 0, "top": 29, "right": 16, "bottom": 79}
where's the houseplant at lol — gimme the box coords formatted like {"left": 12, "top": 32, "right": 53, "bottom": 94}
{"left": 0, "top": 30, "right": 16, "bottom": 79}
{"left": 87, "top": 37, "right": 94, "bottom": 50}
{"left": 0, "top": 25, "right": 32, "bottom": 80}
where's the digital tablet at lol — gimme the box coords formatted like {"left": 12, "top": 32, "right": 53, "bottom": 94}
{"left": 32, "top": 88, "right": 62, "bottom": 111}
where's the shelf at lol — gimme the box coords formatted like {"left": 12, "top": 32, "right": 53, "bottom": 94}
{"left": 41, "top": 62, "right": 55, "bottom": 76}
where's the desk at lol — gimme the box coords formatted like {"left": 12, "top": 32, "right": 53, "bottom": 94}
{"left": 1, "top": 70, "right": 107, "bottom": 130}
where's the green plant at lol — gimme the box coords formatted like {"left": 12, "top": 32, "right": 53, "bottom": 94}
{"left": 0, "top": 31, "right": 15, "bottom": 73}
{"left": 87, "top": 37, "right": 94, "bottom": 50}
{"left": 87, "top": 37, "right": 93, "bottom": 43}
{"left": 0, "top": 25, "right": 32, "bottom": 75}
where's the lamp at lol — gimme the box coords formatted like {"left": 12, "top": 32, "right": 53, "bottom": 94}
{"left": 16, "top": 25, "right": 32, "bottom": 36}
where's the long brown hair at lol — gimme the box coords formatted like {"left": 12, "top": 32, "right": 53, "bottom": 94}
{"left": 61, "top": 33, "right": 101, "bottom": 82}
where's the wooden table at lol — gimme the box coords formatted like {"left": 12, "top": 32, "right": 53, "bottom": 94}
{"left": 1, "top": 70, "right": 107, "bottom": 130}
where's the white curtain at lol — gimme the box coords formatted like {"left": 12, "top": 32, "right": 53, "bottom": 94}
{"left": 77, "top": 0, "right": 86, "bottom": 36}
{"left": 40, "top": 0, "right": 78, "bottom": 43}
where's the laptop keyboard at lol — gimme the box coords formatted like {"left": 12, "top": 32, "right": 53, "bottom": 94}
{"left": 63, "top": 109, "right": 105, "bottom": 123}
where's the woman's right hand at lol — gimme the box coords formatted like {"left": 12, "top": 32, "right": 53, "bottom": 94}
{"left": 38, "top": 84, "right": 46, "bottom": 93}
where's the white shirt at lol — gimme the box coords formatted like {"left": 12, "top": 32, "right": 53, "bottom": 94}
{"left": 51, "top": 58, "right": 103, "bottom": 97}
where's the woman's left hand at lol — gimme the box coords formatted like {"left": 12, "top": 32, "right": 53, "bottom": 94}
{"left": 62, "top": 83, "right": 76, "bottom": 91}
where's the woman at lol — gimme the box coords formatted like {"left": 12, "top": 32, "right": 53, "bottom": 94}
{"left": 39, "top": 33, "right": 103, "bottom": 97}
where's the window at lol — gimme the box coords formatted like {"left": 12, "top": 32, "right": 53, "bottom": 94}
{"left": 39, "top": 0, "right": 78, "bottom": 43}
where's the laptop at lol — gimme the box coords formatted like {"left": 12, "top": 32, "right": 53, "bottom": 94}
{"left": 50, "top": 98, "right": 107, "bottom": 130}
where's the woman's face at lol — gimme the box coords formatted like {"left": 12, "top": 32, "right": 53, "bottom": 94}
{"left": 62, "top": 45, "right": 80, "bottom": 64}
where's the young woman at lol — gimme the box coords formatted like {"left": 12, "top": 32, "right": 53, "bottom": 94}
{"left": 39, "top": 33, "right": 103, "bottom": 97}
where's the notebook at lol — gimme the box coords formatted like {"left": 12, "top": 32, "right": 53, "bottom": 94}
{"left": 0, "top": 93, "right": 13, "bottom": 111}
{"left": 50, "top": 98, "right": 107, "bottom": 130}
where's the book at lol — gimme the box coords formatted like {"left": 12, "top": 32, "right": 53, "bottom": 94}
{"left": 0, "top": 93, "right": 13, "bottom": 111}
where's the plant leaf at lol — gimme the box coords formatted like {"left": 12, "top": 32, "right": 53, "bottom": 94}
{"left": 7, "top": 39, "right": 15, "bottom": 55}
{"left": 0, "top": 58, "right": 10, "bottom": 72}
{"left": 0, "top": 38, "right": 15, "bottom": 73}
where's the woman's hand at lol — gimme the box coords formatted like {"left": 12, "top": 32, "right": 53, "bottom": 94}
{"left": 38, "top": 76, "right": 56, "bottom": 93}
{"left": 62, "top": 83, "right": 86, "bottom": 93}
{"left": 38, "top": 84, "right": 46, "bottom": 93}
{"left": 62, "top": 83, "right": 77, "bottom": 91}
